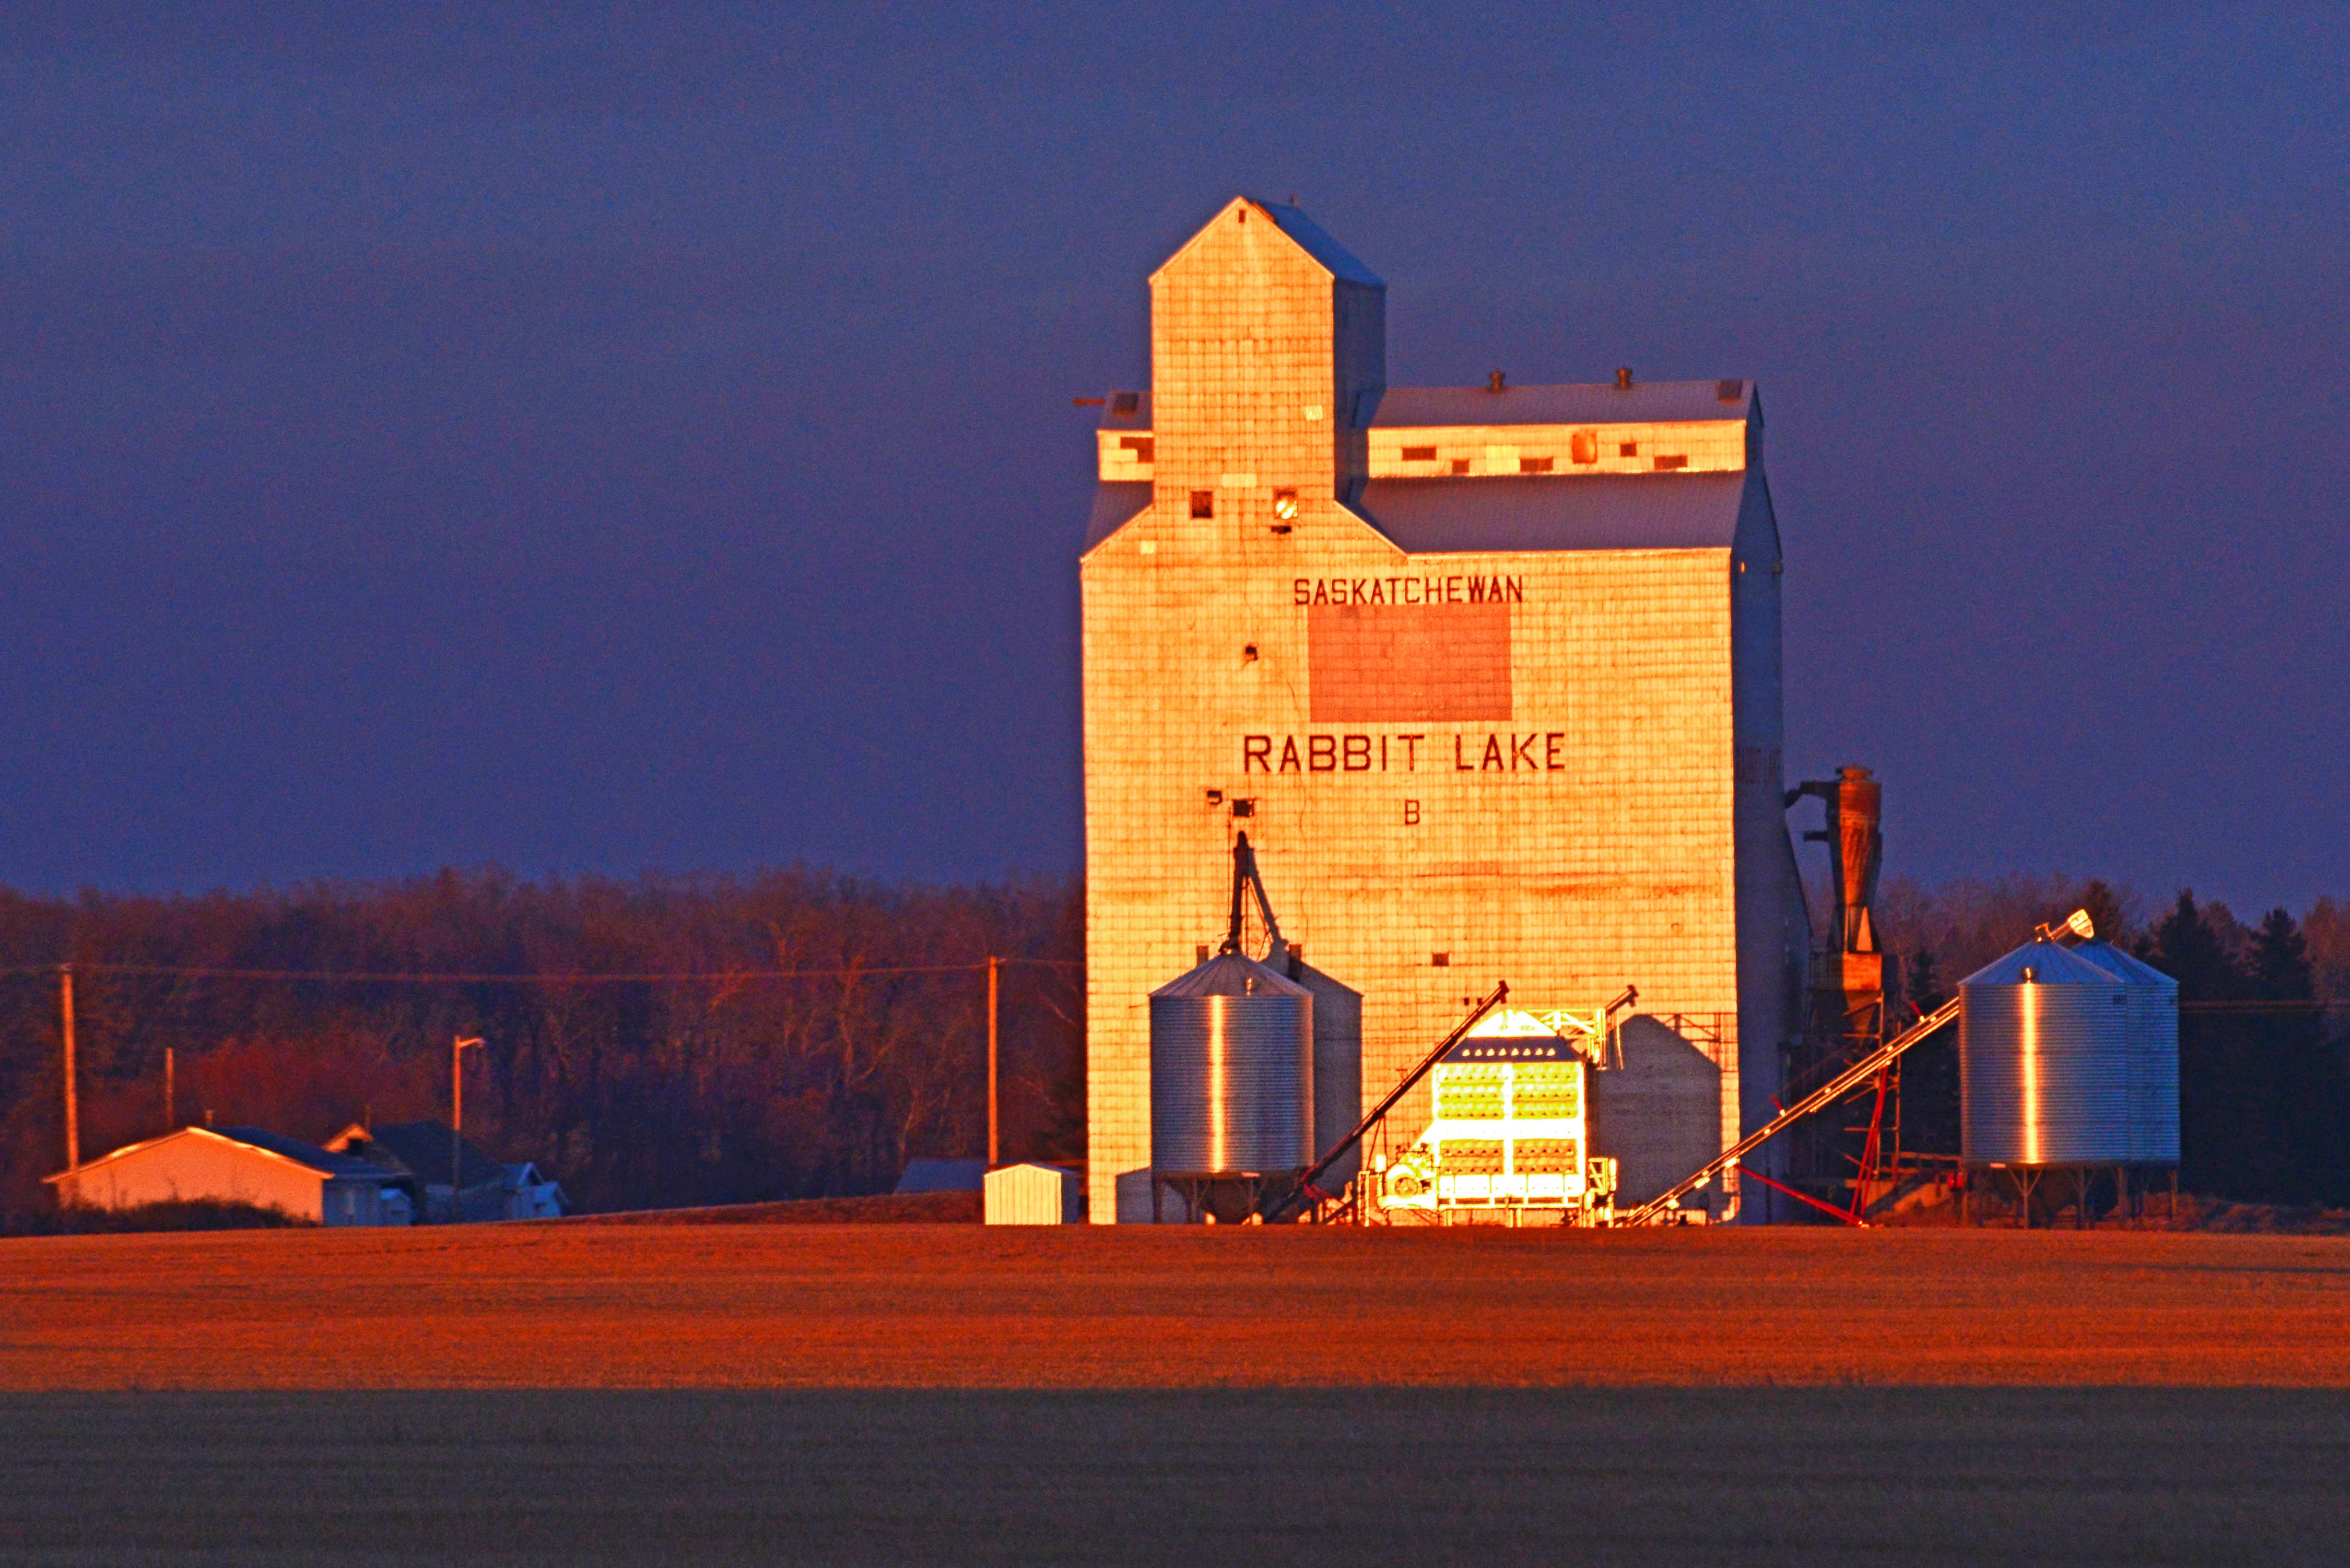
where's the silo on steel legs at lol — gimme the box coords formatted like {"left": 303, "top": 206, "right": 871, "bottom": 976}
{"left": 1959, "top": 936, "right": 2179, "bottom": 1226}
{"left": 1149, "top": 952, "right": 1313, "bottom": 1222}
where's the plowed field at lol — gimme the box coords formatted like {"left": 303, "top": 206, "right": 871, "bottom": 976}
{"left": 6, "top": 1222, "right": 2348, "bottom": 1389}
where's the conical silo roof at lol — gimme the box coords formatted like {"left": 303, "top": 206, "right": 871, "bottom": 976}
{"left": 2070, "top": 939, "right": 2180, "bottom": 994}
{"left": 1959, "top": 938, "right": 2123, "bottom": 988}
{"left": 1150, "top": 951, "right": 1311, "bottom": 999}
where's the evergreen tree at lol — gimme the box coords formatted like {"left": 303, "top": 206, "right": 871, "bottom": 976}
{"left": 1906, "top": 947, "right": 1946, "bottom": 1015}
{"left": 2248, "top": 908, "right": 2339, "bottom": 1203}
{"left": 2146, "top": 891, "right": 2261, "bottom": 1199}
{"left": 1898, "top": 946, "right": 1959, "bottom": 1154}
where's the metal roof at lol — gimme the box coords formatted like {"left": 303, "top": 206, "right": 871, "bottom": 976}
{"left": 2070, "top": 940, "right": 2181, "bottom": 993}
{"left": 1083, "top": 481, "right": 1153, "bottom": 550}
{"left": 896, "top": 1157, "right": 987, "bottom": 1193}
{"left": 1445, "top": 1007, "right": 1585, "bottom": 1062}
{"left": 214, "top": 1126, "right": 401, "bottom": 1180}
{"left": 1355, "top": 470, "right": 1749, "bottom": 554}
{"left": 1374, "top": 380, "right": 1752, "bottom": 429}
{"left": 1260, "top": 203, "right": 1382, "bottom": 287}
{"left": 1150, "top": 951, "right": 1312, "bottom": 1000}
{"left": 1959, "top": 940, "right": 2126, "bottom": 989}
{"left": 337, "top": 1121, "right": 510, "bottom": 1188}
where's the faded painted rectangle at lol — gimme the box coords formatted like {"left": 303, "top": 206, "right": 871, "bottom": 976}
{"left": 1309, "top": 603, "right": 1512, "bottom": 722}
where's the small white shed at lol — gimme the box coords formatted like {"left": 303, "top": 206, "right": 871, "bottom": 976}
{"left": 983, "top": 1163, "right": 1083, "bottom": 1225}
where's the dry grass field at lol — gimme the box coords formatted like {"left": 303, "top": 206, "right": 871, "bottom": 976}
{"left": 6, "top": 1224, "right": 2348, "bottom": 1565}
{"left": 4, "top": 1221, "right": 2348, "bottom": 1389}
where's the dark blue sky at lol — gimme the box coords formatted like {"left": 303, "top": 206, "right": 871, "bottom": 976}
{"left": 2, "top": 4, "right": 2343, "bottom": 910}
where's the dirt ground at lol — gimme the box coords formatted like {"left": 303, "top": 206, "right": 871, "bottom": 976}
{"left": 7, "top": 1227, "right": 2348, "bottom": 1565}
{"left": 5, "top": 1222, "right": 2349, "bottom": 1389}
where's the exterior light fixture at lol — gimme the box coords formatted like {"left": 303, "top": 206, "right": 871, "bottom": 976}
{"left": 1272, "top": 490, "right": 1299, "bottom": 522}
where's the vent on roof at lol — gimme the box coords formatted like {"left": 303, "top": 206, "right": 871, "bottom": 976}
{"left": 1190, "top": 491, "right": 1214, "bottom": 519}
{"left": 1570, "top": 431, "right": 1598, "bottom": 464}
{"left": 1520, "top": 456, "right": 1554, "bottom": 474}
{"left": 1717, "top": 380, "right": 1742, "bottom": 403}
{"left": 1402, "top": 445, "right": 1436, "bottom": 462}
{"left": 1615, "top": 367, "right": 1634, "bottom": 390}
{"left": 1488, "top": 371, "right": 1507, "bottom": 393}
{"left": 1654, "top": 455, "right": 1688, "bottom": 471}
{"left": 1113, "top": 392, "right": 1140, "bottom": 415}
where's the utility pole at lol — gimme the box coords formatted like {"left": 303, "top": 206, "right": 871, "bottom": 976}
{"left": 986, "top": 957, "right": 1000, "bottom": 1167}
{"left": 60, "top": 965, "right": 77, "bottom": 1171}
{"left": 451, "top": 1035, "right": 483, "bottom": 1223}
{"left": 164, "top": 1046, "right": 174, "bottom": 1133}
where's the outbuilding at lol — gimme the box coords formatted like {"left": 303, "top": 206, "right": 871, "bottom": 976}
{"left": 984, "top": 1163, "right": 1084, "bottom": 1224}
{"left": 46, "top": 1126, "right": 412, "bottom": 1226}
{"left": 324, "top": 1121, "right": 544, "bottom": 1223}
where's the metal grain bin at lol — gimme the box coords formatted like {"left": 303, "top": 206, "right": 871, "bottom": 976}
{"left": 1149, "top": 952, "right": 1313, "bottom": 1175}
{"left": 1289, "top": 957, "right": 1362, "bottom": 1188}
{"left": 1958, "top": 940, "right": 2132, "bottom": 1166}
{"left": 2070, "top": 939, "right": 2182, "bottom": 1165}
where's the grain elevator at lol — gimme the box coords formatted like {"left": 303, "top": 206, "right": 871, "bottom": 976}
{"left": 1080, "top": 198, "right": 1808, "bottom": 1222}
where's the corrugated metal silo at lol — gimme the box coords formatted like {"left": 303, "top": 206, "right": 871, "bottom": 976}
{"left": 1958, "top": 940, "right": 2133, "bottom": 1165}
{"left": 1288, "top": 957, "right": 1362, "bottom": 1189}
{"left": 2069, "top": 939, "right": 2182, "bottom": 1165}
{"left": 1149, "top": 952, "right": 1314, "bottom": 1177}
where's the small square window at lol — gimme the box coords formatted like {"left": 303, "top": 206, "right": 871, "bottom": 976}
{"left": 1654, "top": 454, "right": 1687, "bottom": 471}
{"left": 1618, "top": 441, "right": 1638, "bottom": 458}
{"left": 1716, "top": 380, "right": 1742, "bottom": 403}
{"left": 1402, "top": 445, "right": 1437, "bottom": 462}
{"left": 1520, "top": 456, "right": 1554, "bottom": 474}
{"left": 1430, "top": 952, "right": 1451, "bottom": 968}
{"left": 1190, "top": 490, "right": 1214, "bottom": 518}
{"left": 1570, "top": 431, "right": 1598, "bottom": 464}
{"left": 1450, "top": 458, "right": 1470, "bottom": 475}
{"left": 1230, "top": 798, "right": 1256, "bottom": 818}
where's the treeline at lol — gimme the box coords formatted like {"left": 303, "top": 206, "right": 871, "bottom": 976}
{"left": 1879, "top": 877, "right": 2350, "bottom": 1206}
{"left": 0, "top": 869, "right": 1083, "bottom": 1224}
{"left": 9, "top": 864, "right": 2344, "bottom": 1224}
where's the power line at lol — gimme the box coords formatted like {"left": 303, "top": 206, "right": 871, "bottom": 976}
{"left": 2180, "top": 999, "right": 2349, "bottom": 1013}
{"left": 0, "top": 958, "right": 1081, "bottom": 986}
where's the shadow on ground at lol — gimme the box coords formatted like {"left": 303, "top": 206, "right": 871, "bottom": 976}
{"left": 3, "top": 1388, "right": 2344, "bottom": 1566}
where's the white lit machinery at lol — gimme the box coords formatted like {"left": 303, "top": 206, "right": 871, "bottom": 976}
{"left": 1375, "top": 1008, "right": 1618, "bottom": 1223}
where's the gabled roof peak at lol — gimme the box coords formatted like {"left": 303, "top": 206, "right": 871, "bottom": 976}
{"left": 1152, "top": 196, "right": 1383, "bottom": 289}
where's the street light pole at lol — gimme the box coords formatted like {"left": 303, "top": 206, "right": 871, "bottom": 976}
{"left": 451, "top": 1035, "right": 483, "bottom": 1223}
